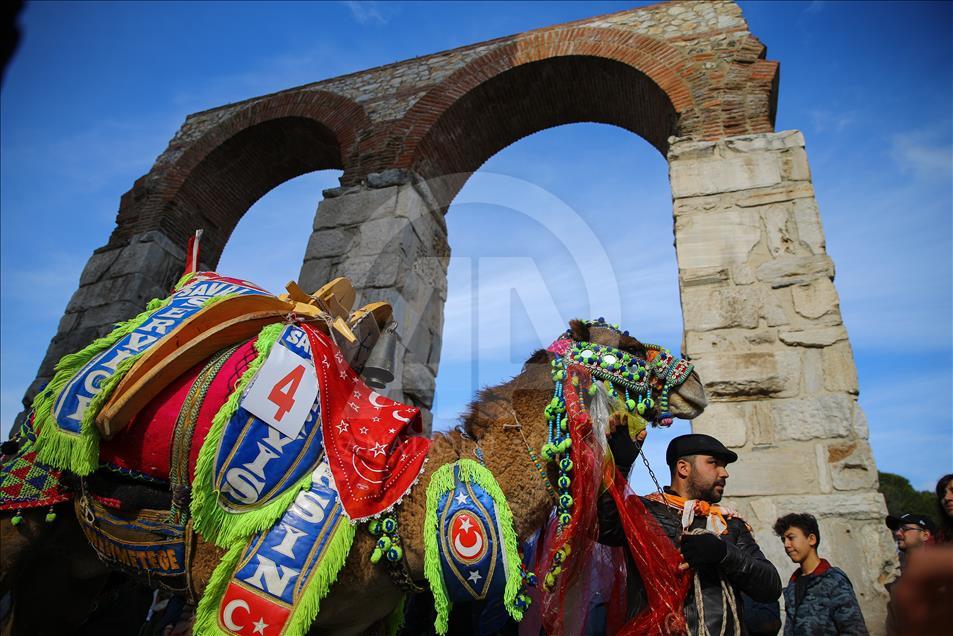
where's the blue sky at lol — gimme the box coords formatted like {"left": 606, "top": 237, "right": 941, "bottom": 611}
{"left": 1, "top": 1, "right": 950, "bottom": 492}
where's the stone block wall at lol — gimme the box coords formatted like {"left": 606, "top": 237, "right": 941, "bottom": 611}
{"left": 299, "top": 170, "right": 449, "bottom": 422}
{"left": 671, "top": 130, "right": 896, "bottom": 631}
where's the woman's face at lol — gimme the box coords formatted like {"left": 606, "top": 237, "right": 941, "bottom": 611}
{"left": 943, "top": 480, "right": 953, "bottom": 518}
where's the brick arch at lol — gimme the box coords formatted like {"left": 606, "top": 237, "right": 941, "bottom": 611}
{"left": 385, "top": 27, "right": 697, "bottom": 199}
{"left": 111, "top": 90, "right": 371, "bottom": 266}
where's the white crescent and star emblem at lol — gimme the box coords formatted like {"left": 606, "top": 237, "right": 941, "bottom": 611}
{"left": 392, "top": 409, "right": 414, "bottom": 423}
{"left": 252, "top": 617, "right": 269, "bottom": 635}
{"left": 222, "top": 598, "right": 249, "bottom": 631}
{"left": 450, "top": 512, "right": 487, "bottom": 564}
{"left": 367, "top": 391, "right": 389, "bottom": 409}
{"left": 351, "top": 452, "right": 389, "bottom": 484}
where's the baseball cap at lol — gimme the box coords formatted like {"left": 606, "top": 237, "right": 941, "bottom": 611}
{"left": 886, "top": 513, "right": 936, "bottom": 533}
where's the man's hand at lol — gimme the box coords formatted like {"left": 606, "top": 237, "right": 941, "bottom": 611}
{"left": 607, "top": 426, "right": 644, "bottom": 475}
{"left": 678, "top": 532, "right": 727, "bottom": 571}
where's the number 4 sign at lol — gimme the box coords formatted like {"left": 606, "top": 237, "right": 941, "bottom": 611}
{"left": 242, "top": 342, "right": 319, "bottom": 439}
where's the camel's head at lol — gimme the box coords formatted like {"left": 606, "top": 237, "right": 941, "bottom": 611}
{"left": 554, "top": 318, "right": 707, "bottom": 435}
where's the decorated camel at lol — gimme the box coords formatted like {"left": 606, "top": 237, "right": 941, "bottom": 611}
{"left": 1, "top": 270, "right": 707, "bottom": 636}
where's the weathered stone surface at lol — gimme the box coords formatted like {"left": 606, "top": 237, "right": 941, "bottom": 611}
{"left": 723, "top": 444, "right": 820, "bottom": 496}
{"left": 756, "top": 255, "right": 834, "bottom": 288}
{"left": 402, "top": 361, "right": 436, "bottom": 408}
{"left": 800, "top": 348, "right": 824, "bottom": 394}
{"left": 303, "top": 228, "right": 353, "bottom": 258}
{"left": 334, "top": 253, "right": 402, "bottom": 288}
{"left": 670, "top": 131, "right": 803, "bottom": 161}
{"left": 828, "top": 441, "right": 878, "bottom": 491}
{"left": 780, "top": 146, "right": 811, "bottom": 182}
{"left": 78, "top": 248, "right": 121, "bottom": 286}
{"left": 680, "top": 266, "right": 729, "bottom": 287}
{"left": 752, "top": 492, "right": 888, "bottom": 520}
{"left": 694, "top": 350, "right": 800, "bottom": 398}
{"left": 675, "top": 209, "right": 762, "bottom": 269}
{"left": 735, "top": 181, "right": 815, "bottom": 208}
{"left": 766, "top": 394, "right": 855, "bottom": 441}
{"left": 685, "top": 327, "right": 778, "bottom": 355}
{"left": 671, "top": 154, "right": 782, "bottom": 198}
{"left": 760, "top": 203, "right": 801, "bottom": 258}
{"left": 723, "top": 130, "right": 805, "bottom": 153}
{"left": 792, "top": 197, "right": 826, "bottom": 254}
{"left": 778, "top": 325, "right": 848, "bottom": 347}
{"left": 791, "top": 278, "right": 839, "bottom": 319}
{"left": 822, "top": 341, "right": 860, "bottom": 394}
{"left": 297, "top": 257, "right": 335, "bottom": 293}
{"left": 682, "top": 284, "right": 762, "bottom": 331}
{"left": 366, "top": 168, "right": 413, "bottom": 189}
{"left": 759, "top": 286, "right": 792, "bottom": 327}
{"left": 690, "top": 400, "right": 749, "bottom": 447}
{"left": 351, "top": 217, "right": 418, "bottom": 257}
{"left": 731, "top": 264, "right": 756, "bottom": 285}
{"left": 313, "top": 186, "right": 398, "bottom": 229}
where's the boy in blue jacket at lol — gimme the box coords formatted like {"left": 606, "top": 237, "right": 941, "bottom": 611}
{"left": 774, "top": 513, "right": 868, "bottom": 635}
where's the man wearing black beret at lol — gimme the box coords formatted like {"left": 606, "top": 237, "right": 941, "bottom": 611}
{"left": 600, "top": 432, "right": 782, "bottom": 635}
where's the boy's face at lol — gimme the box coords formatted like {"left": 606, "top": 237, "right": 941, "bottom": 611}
{"left": 781, "top": 526, "right": 816, "bottom": 565}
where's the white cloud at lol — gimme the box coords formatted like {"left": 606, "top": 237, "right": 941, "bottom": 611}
{"left": 342, "top": 1, "right": 390, "bottom": 26}
{"left": 891, "top": 128, "right": 953, "bottom": 181}
{"left": 808, "top": 109, "right": 856, "bottom": 134}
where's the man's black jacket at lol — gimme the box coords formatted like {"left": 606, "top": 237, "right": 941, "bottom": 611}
{"left": 598, "top": 490, "right": 782, "bottom": 635}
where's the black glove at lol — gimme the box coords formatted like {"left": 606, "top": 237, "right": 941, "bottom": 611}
{"left": 680, "top": 532, "right": 727, "bottom": 567}
{"left": 607, "top": 426, "right": 639, "bottom": 475}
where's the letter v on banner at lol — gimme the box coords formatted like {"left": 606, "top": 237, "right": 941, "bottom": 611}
{"left": 242, "top": 339, "right": 318, "bottom": 439}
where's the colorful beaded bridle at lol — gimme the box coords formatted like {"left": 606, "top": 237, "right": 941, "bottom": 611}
{"left": 541, "top": 319, "right": 694, "bottom": 531}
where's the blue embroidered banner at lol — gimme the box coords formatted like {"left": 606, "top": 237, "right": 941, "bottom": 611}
{"left": 436, "top": 464, "right": 509, "bottom": 602}
{"left": 210, "top": 461, "right": 353, "bottom": 636}
{"left": 51, "top": 273, "right": 268, "bottom": 435}
{"left": 213, "top": 325, "right": 324, "bottom": 512}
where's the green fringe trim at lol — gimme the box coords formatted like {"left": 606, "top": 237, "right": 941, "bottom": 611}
{"left": 456, "top": 459, "right": 525, "bottom": 624}
{"left": 423, "top": 459, "right": 525, "bottom": 634}
{"left": 424, "top": 462, "right": 457, "bottom": 635}
{"left": 190, "top": 323, "right": 315, "bottom": 548}
{"left": 173, "top": 271, "right": 199, "bottom": 291}
{"left": 193, "top": 512, "right": 356, "bottom": 636}
{"left": 383, "top": 595, "right": 406, "bottom": 636}
{"left": 32, "top": 296, "right": 170, "bottom": 475}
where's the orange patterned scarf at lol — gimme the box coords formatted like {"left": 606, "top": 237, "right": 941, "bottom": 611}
{"left": 646, "top": 491, "right": 737, "bottom": 536}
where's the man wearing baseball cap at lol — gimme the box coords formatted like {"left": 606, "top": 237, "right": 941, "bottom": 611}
{"left": 886, "top": 513, "right": 935, "bottom": 557}
{"left": 885, "top": 512, "right": 936, "bottom": 634}
{"left": 600, "top": 432, "right": 782, "bottom": 635}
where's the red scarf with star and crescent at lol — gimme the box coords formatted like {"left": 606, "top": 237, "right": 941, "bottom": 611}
{"left": 302, "top": 324, "right": 430, "bottom": 521}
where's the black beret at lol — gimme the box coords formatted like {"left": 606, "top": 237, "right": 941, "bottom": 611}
{"left": 666, "top": 433, "right": 738, "bottom": 467}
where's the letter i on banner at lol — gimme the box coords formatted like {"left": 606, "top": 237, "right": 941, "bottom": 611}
{"left": 242, "top": 341, "right": 319, "bottom": 439}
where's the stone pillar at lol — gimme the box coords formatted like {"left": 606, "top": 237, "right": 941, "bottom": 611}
{"left": 669, "top": 131, "right": 896, "bottom": 632}
{"left": 299, "top": 170, "right": 449, "bottom": 429}
{"left": 19, "top": 230, "right": 186, "bottom": 419}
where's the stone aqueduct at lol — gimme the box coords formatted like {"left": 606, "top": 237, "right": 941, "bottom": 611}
{"left": 23, "top": 1, "right": 895, "bottom": 629}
